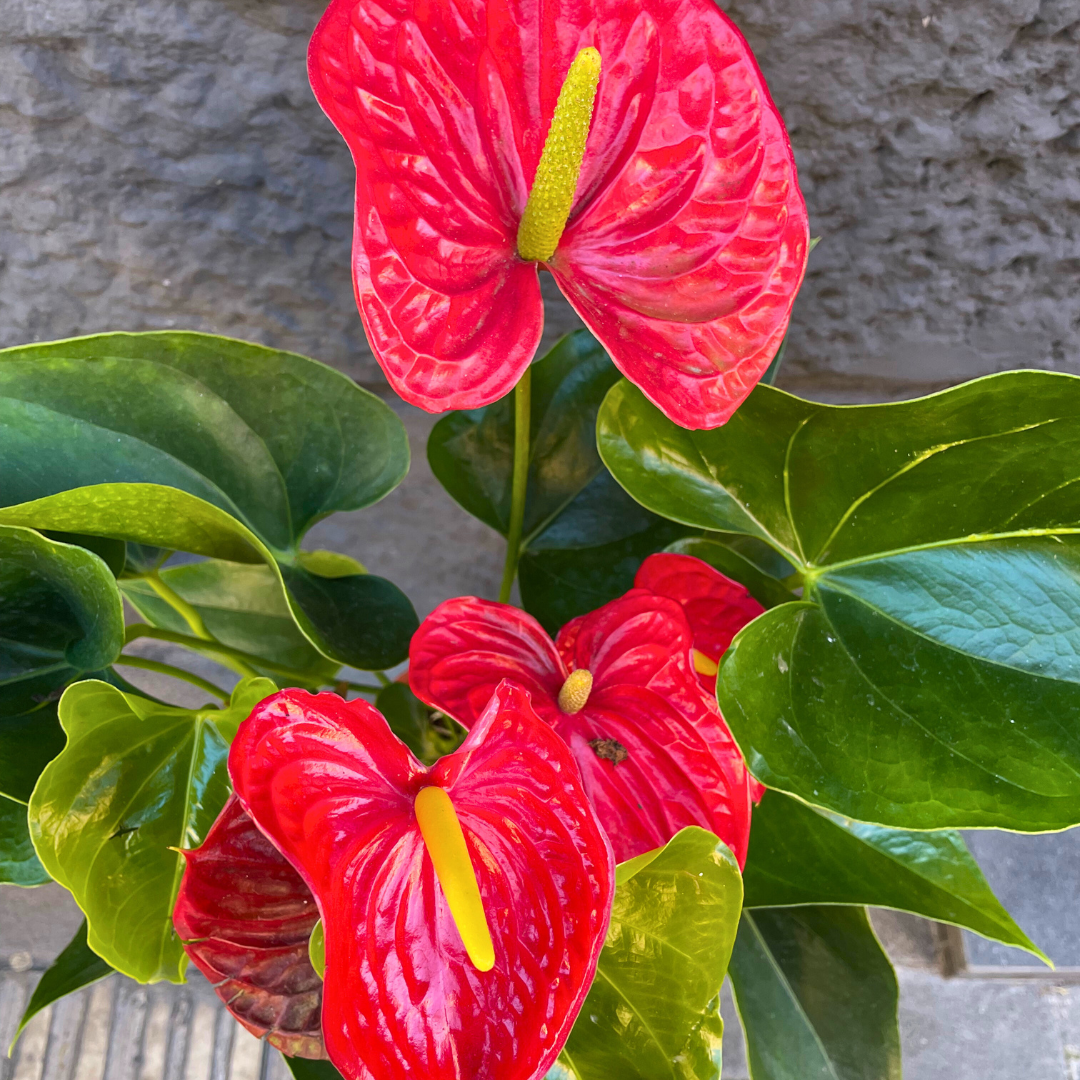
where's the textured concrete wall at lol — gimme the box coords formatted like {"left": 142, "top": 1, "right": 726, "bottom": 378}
{"left": 1, "top": 0, "right": 1077, "bottom": 395}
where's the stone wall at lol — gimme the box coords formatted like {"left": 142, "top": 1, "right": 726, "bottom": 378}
{"left": 1, "top": 0, "right": 1077, "bottom": 397}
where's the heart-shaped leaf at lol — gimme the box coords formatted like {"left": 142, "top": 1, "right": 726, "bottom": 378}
{"left": 557, "top": 827, "right": 742, "bottom": 1080}
{"left": 743, "top": 791, "right": 1045, "bottom": 961}
{"left": 0, "top": 703, "right": 66, "bottom": 805}
{"left": 728, "top": 906, "right": 900, "bottom": 1080}
{"left": 0, "top": 792, "right": 49, "bottom": 886}
{"left": 599, "top": 374, "right": 1080, "bottom": 831}
{"left": 29, "top": 676, "right": 277, "bottom": 983}
{"left": 428, "top": 331, "right": 690, "bottom": 632}
{"left": 0, "top": 333, "right": 416, "bottom": 670}
{"left": 121, "top": 559, "right": 342, "bottom": 685}
{"left": 11, "top": 920, "right": 113, "bottom": 1051}
{"left": 0, "top": 525, "right": 124, "bottom": 718}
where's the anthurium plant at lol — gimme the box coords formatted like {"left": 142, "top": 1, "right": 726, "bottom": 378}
{"left": 0, "top": 1, "right": 1070, "bottom": 1079}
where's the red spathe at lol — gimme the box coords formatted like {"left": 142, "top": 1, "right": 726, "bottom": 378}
{"left": 229, "top": 682, "right": 614, "bottom": 1080}
{"left": 308, "top": 0, "right": 809, "bottom": 429}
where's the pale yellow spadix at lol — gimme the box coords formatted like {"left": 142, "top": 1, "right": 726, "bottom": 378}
{"left": 558, "top": 668, "right": 594, "bottom": 714}
{"left": 516, "top": 46, "right": 602, "bottom": 263}
{"left": 414, "top": 785, "right": 495, "bottom": 972}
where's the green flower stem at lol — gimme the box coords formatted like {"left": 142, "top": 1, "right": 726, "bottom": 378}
{"left": 125, "top": 624, "right": 317, "bottom": 686}
{"left": 374, "top": 670, "right": 392, "bottom": 687}
{"left": 115, "top": 654, "right": 229, "bottom": 702}
{"left": 498, "top": 366, "right": 532, "bottom": 604}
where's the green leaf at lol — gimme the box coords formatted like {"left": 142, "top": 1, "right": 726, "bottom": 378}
{"left": 120, "top": 559, "right": 340, "bottom": 684}
{"left": 559, "top": 827, "right": 742, "bottom": 1080}
{"left": 0, "top": 525, "right": 124, "bottom": 719}
{"left": 428, "top": 330, "right": 620, "bottom": 538}
{"left": 374, "top": 682, "right": 464, "bottom": 766}
{"left": 0, "top": 332, "right": 416, "bottom": 670}
{"left": 743, "top": 791, "right": 1045, "bottom": 961}
{"left": 0, "top": 792, "right": 49, "bottom": 886}
{"left": 729, "top": 906, "right": 901, "bottom": 1080}
{"left": 428, "top": 331, "right": 691, "bottom": 632}
{"left": 28, "top": 675, "right": 277, "bottom": 983}
{"left": 0, "top": 703, "right": 65, "bottom": 804}
{"left": 282, "top": 1057, "right": 346, "bottom": 1080}
{"left": 598, "top": 374, "right": 1080, "bottom": 831}
{"left": 11, "top": 920, "right": 113, "bottom": 1051}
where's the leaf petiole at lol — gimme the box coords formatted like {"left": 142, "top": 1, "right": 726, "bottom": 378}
{"left": 498, "top": 366, "right": 532, "bottom": 604}
{"left": 115, "top": 654, "right": 230, "bottom": 702}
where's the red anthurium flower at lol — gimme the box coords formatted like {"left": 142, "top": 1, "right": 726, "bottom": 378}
{"left": 308, "top": 0, "right": 809, "bottom": 429}
{"left": 409, "top": 591, "right": 754, "bottom": 866}
{"left": 173, "top": 795, "right": 326, "bottom": 1060}
{"left": 634, "top": 553, "right": 765, "bottom": 694}
{"left": 229, "top": 682, "right": 613, "bottom": 1080}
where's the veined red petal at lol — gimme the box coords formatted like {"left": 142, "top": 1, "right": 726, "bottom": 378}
{"left": 409, "top": 596, "right": 567, "bottom": 727}
{"left": 309, "top": 0, "right": 544, "bottom": 411}
{"left": 173, "top": 796, "right": 325, "bottom": 1059}
{"left": 411, "top": 592, "right": 754, "bottom": 866}
{"left": 634, "top": 552, "right": 768, "bottom": 802}
{"left": 229, "top": 685, "right": 612, "bottom": 1080}
{"left": 635, "top": 553, "right": 766, "bottom": 692}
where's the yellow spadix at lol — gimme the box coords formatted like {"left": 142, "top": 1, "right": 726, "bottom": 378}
{"left": 516, "top": 47, "right": 602, "bottom": 263}
{"left": 414, "top": 785, "right": 495, "bottom": 972}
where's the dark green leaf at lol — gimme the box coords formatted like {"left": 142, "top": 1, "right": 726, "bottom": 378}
{"left": 428, "top": 331, "right": 619, "bottom": 538}
{"left": 29, "top": 676, "right": 277, "bottom": 983}
{"left": 11, "top": 920, "right": 113, "bottom": 1050}
{"left": 519, "top": 472, "right": 689, "bottom": 634}
{"left": 559, "top": 827, "right": 742, "bottom": 1080}
{"left": 375, "top": 682, "right": 464, "bottom": 765}
{"left": 41, "top": 533, "right": 127, "bottom": 577}
{"left": 0, "top": 332, "right": 415, "bottom": 670}
{"left": 282, "top": 1057, "right": 346, "bottom": 1080}
{"left": 0, "top": 792, "right": 49, "bottom": 886}
{"left": 743, "top": 791, "right": 1045, "bottom": 960}
{"left": 0, "top": 525, "right": 124, "bottom": 718}
{"left": 0, "top": 702, "right": 65, "bottom": 803}
{"left": 729, "top": 906, "right": 900, "bottom": 1080}
{"left": 120, "top": 560, "right": 340, "bottom": 684}
{"left": 598, "top": 374, "right": 1080, "bottom": 831}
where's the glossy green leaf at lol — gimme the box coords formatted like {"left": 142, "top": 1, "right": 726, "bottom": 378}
{"left": 558, "top": 827, "right": 742, "bottom": 1080}
{"left": 120, "top": 559, "right": 341, "bottom": 684}
{"left": 374, "top": 682, "right": 464, "bottom": 765}
{"left": 599, "top": 374, "right": 1080, "bottom": 831}
{"left": 743, "top": 791, "right": 1045, "bottom": 961}
{"left": 0, "top": 792, "right": 49, "bottom": 886}
{"left": 11, "top": 920, "right": 113, "bottom": 1050}
{"left": 428, "top": 331, "right": 690, "bottom": 632}
{"left": 729, "top": 906, "right": 900, "bottom": 1080}
{"left": 42, "top": 532, "right": 128, "bottom": 577}
{"left": 0, "top": 703, "right": 65, "bottom": 804}
{"left": 0, "top": 524, "right": 124, "bottom": 721}
{"left": 282, "top": 1057, "right": 346, "bottom": 1080}
{"left": 29, "top": 676, "right": 277, "bottom": 983}
{"left": 0, "top": 332, "right": 416, "bottom": 670}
